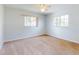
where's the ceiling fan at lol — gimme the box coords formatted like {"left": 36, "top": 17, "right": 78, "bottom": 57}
{"left": 36, "top": 4, "right": 51, "bottom": 12}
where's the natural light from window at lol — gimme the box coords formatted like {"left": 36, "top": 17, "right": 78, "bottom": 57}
{"left": 24, "top": 16, "right": 37, "bottom": 27}
{"left": 53, "top": 15, "right": 69, "bottom": 27}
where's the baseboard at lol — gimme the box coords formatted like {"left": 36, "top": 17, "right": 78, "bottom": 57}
{"left": 42, "top": 34, "right": 49, "bottom": 36}
{"left": 4, "top": 33, "right": 79, "bottom": 44}
{"left": 4, "top": 34, "right": 45, "bottom": 43}
{"left": 48, "top": 34, "right": 79, "bottom": 44}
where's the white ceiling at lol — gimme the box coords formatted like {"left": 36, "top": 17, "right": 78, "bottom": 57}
{"left": 5, "top": 4, "right": 74, "bottom": 14}
{"left": 5, "top": 4, "right": 55, "bottom": 14}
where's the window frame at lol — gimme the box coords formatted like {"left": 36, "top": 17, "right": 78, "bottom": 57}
{"left": 24, "top": 15, "right": 38, "bottom": 27}
{"left": 53, "top": 15, "right": 69, "bottom": 27}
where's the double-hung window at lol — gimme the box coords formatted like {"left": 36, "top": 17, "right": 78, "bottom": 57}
{"left": 24, "top": 16, "right": 37, "bottom": 27}
{"left": 53, "top": 15, "right": 69, "bottom": 27}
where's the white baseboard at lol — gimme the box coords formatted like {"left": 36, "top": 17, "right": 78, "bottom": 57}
{"left": 4, "top": 34, "right": 44, "bottom": 43}
{"left": 4, "top": 33, "right": 79, "bottom": 44}
{"left": 47, "top": 34, "right": 79, "bottom": 44}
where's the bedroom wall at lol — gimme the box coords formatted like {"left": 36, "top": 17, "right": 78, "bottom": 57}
{"left": 46, "top": 4, "right": 79, "bottom": 43}
{"left": 4, "top": 4, "right": 79, "bottom": 44}
{"left": 4, "top": 7, "right": 45, "bottom": 42}
{"left": 0, "top": 5, "right": 4, "bottom": 48}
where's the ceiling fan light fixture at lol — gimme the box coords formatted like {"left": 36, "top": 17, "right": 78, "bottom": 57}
{"left": 39, "top": 4, "right": 48, "bottom": 12}
{"left": 41, "top": 8, "right": 46, "bottom": 12}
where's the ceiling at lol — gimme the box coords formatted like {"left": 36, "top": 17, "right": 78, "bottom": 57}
{"left": 5, "top": 4, "right": 74, "bottom": 14}
{"left": 5, "top": 4, "right": 54, "bottom": 14}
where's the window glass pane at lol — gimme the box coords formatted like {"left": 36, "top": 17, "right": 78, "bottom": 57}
{"left": 24, "top": 16, "right": 37, "bottom": 27}
{"left": 53, "top": 15, "right": 69, "bottom": 27}
{"left": 61, "top": 16, "right": 65, "bottom": 26}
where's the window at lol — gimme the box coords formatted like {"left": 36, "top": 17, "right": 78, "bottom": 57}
{"left": 53, "top": 15, "right": 69, "bottom": 27}
{"left": 24, "top": 16, "right": 37, "bottom": 27}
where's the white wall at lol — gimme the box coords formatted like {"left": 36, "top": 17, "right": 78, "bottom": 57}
{"left": 0, "top": 5, "right": 4, "bottom": 48}
{"left": 46, "top": 4, "right": 79, "bottom": 43}
{"left": 4, "top": 4, "right": 79, "bottom": 44}
{"left": 4, "top": 7, "right": 45, "bottom": 42}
